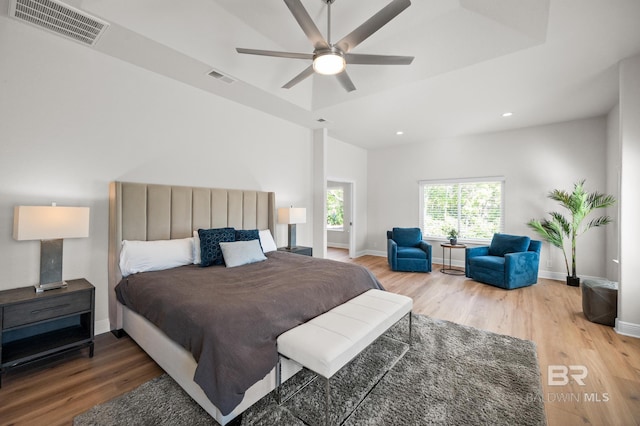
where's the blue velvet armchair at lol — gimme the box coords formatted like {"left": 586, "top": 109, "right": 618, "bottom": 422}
{"left": 465, "top": 233, "right": 541, "bottom": 289}
{"left": 387, "top": 227, "right": 432, "bottom": 272}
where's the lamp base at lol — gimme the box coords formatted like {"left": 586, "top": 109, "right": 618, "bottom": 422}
{"left": 286, "top": 224, "right": 297, "bottom": 249}
{"left": 34, "top": 281, "right": 68, "bottom": 293}
{"left": 40, "top": 238, "right": 63, "bottom": 286}
{"left": 36, "top": 239, "right": 68, "bottom": 292}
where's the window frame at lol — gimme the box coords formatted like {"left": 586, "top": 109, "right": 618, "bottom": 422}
{"left": 418, "top": 176, "right": 505, "bottom": 244}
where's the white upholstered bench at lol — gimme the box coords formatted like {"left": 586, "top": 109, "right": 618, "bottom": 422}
{"left": 276, "top": 289, "right": 413, "bottom": 425}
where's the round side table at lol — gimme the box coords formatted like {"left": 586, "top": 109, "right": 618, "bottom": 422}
{"left": 440, "top": 243, "right": 467, "bottom": 275}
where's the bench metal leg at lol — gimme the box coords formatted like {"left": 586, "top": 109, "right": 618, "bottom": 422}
{"left": 276, "top": 356, "right": 282, "bottom": 404}
{"left": 408, "top": 311, "right": 413, "bottom": 345}
{"left": 325, "top": 376, "right": 331, "bottom": 426}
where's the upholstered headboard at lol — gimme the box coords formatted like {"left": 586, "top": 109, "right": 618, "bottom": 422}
{"left": 107, "top": 181, "right": 276, "bottom": 330}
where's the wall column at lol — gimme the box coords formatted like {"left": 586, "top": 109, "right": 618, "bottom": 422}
{"left": 617, "top": 54, "right": 640, "bottom": 338}
{"left": 313, "top": 129, "right": 327, "bottom": 258}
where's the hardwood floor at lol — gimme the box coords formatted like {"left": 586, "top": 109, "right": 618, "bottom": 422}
{"left": 0, "top": 332, "right": 163, "bottom": 426}
{"left": 1, "top": 249, "right": 638, "bottom": 425}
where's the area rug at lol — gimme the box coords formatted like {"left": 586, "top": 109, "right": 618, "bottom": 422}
{"left": 74, "top": 314, "right": 546, "bottom": 426}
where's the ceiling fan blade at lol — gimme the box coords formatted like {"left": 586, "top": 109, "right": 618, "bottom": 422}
{"left": 236, "top": 48, "right": 314, "bottom": 60}
{"left": 336, "top": 0, "right": 411, "bottom": 53}
{"left": 284, "top": 0, "right": 330, "bottom": 50}
{"left": 282, "top": 65, "right": 315, "bottom": 89}
{"left": 336, "top": 71, "right": 356, "bottom": 92}
{"left": 345, "top": 53, "right": 414, "bottom": 65}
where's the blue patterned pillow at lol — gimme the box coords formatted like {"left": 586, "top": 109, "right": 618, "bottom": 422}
{"left": 235, "top": 229, "right": 260, "bottom": 242}
{"left": 198, "top": 228, "right": 235, "bottom": 267}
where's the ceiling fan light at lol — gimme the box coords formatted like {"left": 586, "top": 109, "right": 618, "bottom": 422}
{"left": 313, "top": 52, "right": 346, "bottom": 75}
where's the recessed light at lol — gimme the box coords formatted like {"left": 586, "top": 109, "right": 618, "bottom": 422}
{"left": 502, "top": 112, "right": 513, "bottom": 117}
{"left": 396, "top": 131, "right": 404, "bottom": 135}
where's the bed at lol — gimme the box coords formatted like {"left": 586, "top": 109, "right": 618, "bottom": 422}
{"left": 107, "top": 182, "right": 383, "bottom": 425}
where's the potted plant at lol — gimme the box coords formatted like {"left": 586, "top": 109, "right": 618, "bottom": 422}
{"left": 527, "top": 180, "right": 616, "bottom": 287}
{"left": 446, "top": 228, "right": 459, "bottom": 245}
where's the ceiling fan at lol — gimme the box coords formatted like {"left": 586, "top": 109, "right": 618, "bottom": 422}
{"left": 236, "top": 0, "right": 414, "bottom": 92}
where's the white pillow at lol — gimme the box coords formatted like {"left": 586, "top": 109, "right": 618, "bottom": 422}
{"left": 219, "top": 240, "right": 267, "bottom": 268}
{"left": 259, "top": 229, "right": 277, "bottom": 253}
{"left": 120, "top": 237, "right": 195, "bottom": 277}
{"left": 193, "top": 230, "right": 201, "bottom": 264}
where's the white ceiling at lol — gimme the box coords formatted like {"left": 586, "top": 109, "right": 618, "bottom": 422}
{"left": 10, "top": 0, "right": 640, "bottom": 149}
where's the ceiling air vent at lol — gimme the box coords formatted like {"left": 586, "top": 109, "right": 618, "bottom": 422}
{"left": 9, "top": 0, "right": 109, "bottom": 46}
{"left": 207, "top": 68, "right": 236, "bottom": 84}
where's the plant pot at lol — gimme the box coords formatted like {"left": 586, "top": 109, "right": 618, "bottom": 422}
{"left": 449, "top": 238, "right": 457, "bottom": 245}
{"left": 567, "top": 276, "right": 580, "bottom": 287}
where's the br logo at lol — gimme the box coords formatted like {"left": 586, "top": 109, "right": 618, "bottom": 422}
{"left": 548, "top": 365, "right": 588, "bottom": 386}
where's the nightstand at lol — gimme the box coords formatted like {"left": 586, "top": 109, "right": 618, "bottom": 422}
{"left": 277, "top": 246, "right": 313, "bottom": 257}
{"left": 0, "top": 278, "right": 95, "bottom": 386}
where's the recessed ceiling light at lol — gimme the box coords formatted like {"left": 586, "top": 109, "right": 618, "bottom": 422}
{"left": 396, "top": 131, "right": 404, "bottom": 135}
{"left": 502, "top": 112, "right": 513, "bottom": 117}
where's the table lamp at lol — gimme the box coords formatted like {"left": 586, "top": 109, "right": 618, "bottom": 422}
{"left": 277, "top": 207, "right": 306, "bottom": 249}
{"left": 13, "top": 204, "right": 90, "bottom": 292}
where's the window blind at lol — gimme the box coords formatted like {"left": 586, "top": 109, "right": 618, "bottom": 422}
{"left": 419, "top": 177, "right": 504, "bottom": 241}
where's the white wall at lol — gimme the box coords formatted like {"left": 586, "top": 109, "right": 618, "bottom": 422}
{"left": 312, "top": 129, "right": 327, "bottom": 258}
{"left": 367, "top": 117, "right": 611, "bottom": 279}
{"left": 606, "top": 105, "right": 620, "bottom": 281}
{"left": 327, "top": 137, "right": 368, "bottom": 255}
{"left": 617, "top": 54, "right": 640, "bottom": 336}
{"left": 0, "top": 18, "right": 313, "bottom": 332}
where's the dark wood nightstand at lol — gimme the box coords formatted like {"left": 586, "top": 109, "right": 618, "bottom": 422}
{"left": 0, "top": 278, "right": 95, "bottom": 386}
{"left": 277, "top": 246, "right": 313, "bottom": 257}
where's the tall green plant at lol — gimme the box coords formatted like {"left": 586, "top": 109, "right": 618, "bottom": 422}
{"left": 527, "top": 180, "right": 616, "bottom": 278}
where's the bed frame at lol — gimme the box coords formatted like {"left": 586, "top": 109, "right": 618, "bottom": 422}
{"left": 107, "top": 181, "right": 301, "bottom": 425}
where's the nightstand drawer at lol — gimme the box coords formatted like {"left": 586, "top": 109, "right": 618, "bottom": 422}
{"left": 3, "top": 291, "right": 91, "bottom": 329}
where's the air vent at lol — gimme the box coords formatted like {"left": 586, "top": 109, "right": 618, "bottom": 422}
{"left": 207, "top": 68, "right": 236, "bottom": 84}
{"left": 9, "top": 0, "right": 109, "bottom": 46}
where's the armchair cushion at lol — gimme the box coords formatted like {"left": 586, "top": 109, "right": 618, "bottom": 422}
{"left": 473, "top": 255, "right": 505, "bottom": 271}
{"left": 397, "top": 247, "right": 427, "bottom": 259}
{"left": 391, "top": 227, "right": 423, "bottom": 247}
{"left": 488, "top": 233, "right": 530, "bottom": 257}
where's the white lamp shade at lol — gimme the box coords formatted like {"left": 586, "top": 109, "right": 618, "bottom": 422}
{"left": 277, "top": 207, "right": 306, "bottom": 225}
{"left": 13, "top": 206, "right": 90, "bottom": 240}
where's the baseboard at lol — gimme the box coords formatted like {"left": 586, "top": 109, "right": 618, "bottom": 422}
{"left": 615, "top": 319, "right": 640, "bottom": 338}
{"left": 327, "top": 242, "right": 349, "bottom": 249}
{"left": 95, "top": 318, "right": 111, "bottom": 335}
{"left": 538, "top": 270, "right": 565, "bottom": 281}
{"left": 536, "top": 270, "right": 610, "bottom": 283}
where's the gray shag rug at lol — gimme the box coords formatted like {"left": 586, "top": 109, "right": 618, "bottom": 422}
{"left": 74, "top": 314, "right": 546, "bottom": 425}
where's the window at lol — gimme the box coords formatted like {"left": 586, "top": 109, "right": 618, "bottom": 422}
{"left": 419, "top": 177, "right": 504, "bottom": 242}
{"left": 327, "top": 188, "right": 344, "bottom": 230}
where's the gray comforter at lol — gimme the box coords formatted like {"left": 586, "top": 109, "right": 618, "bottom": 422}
{"left": 115, "top": 251, "right": 383, "bottom": 415}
